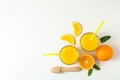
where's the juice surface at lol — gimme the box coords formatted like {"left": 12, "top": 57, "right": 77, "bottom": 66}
{"left": 80, "top": 32, "right": 99, "bottom": 51}
{"left": 60, "top": 45, "right": 79, "bottom": 65}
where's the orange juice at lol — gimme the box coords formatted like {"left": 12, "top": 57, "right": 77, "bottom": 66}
{"left": 80, "top": 32, "right": 99, "bottom": 51}
{"left": 60, "top": 45, "right": 79, "bottom": 65}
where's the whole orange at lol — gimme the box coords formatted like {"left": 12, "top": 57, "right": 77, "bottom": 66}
{"left": 96, "top": 45, "right": 113, "bottom": 61}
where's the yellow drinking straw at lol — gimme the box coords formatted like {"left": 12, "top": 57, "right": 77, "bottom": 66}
{"left": 90, "top": 20, "right": 104, "bottom": 40}
{"left": 42, "top": 53, "right": 59, "bottom": 56}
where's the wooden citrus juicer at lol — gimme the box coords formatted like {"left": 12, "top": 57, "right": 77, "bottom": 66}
{"left": 51, "top": 66, "right": 81, "bottom": 73}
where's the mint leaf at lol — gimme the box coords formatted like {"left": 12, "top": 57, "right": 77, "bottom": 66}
{"left": 88, "top": 69, "right": 93, "bottom": 76}
{"left": 100, "top": 36, "right": 111, "bottom": 43}
{"left": 93, "top": 64, "right": 100, "bottom": 70}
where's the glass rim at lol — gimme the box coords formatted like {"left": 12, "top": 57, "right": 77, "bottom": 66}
{"left": 59, "top": 45, "right": 80, "bottom": 65}
{"left": 80, "top": 32, "right": 100, "bottom": 52}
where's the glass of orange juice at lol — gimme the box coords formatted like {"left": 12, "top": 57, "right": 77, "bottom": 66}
{"left": 80, "top": 32, "right": 99, "bottom": 52}
{"left": 59, "top": 45, "right": 79, "bottom": 65}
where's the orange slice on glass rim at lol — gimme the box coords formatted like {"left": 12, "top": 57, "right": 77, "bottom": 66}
{"left": 72, "top": 22, "right": 82, "bottom": 37}
{"left": 61, "top": 34, "right": 75, "bottom": 45}
{"left": 79, "top": 54, "right": 95, "bottom": 70}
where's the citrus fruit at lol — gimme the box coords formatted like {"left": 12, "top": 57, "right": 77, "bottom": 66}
{"left": 80, "top": 32, "right": 99, "bottom": 52}
{"left": 72, "top": 22, "right": 82, "bottom": 37}
{"left": 96, "top": 45, "right": 114, "bottom": 61}
{"left": 60, "top": 45, "right": 79, "bottom": 65}
{"left": 79, "top": 54, "right": 95, "bottom": 70}
{"left": 61, "top": 34, "right": 75, "bottom": 45}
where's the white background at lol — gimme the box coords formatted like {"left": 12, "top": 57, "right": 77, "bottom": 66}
{"left": 0, "top": 0, "right": 120, "bottom": 80}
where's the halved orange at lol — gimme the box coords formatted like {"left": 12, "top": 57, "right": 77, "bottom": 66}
{"left": 61, "top": 34, "right": 75, "bottom": 45}
{"left": 79, "top": 54, "right": 95, "bottom": 70}
{"left": 72, "top": 22, "right": 82, "bottom": 37}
